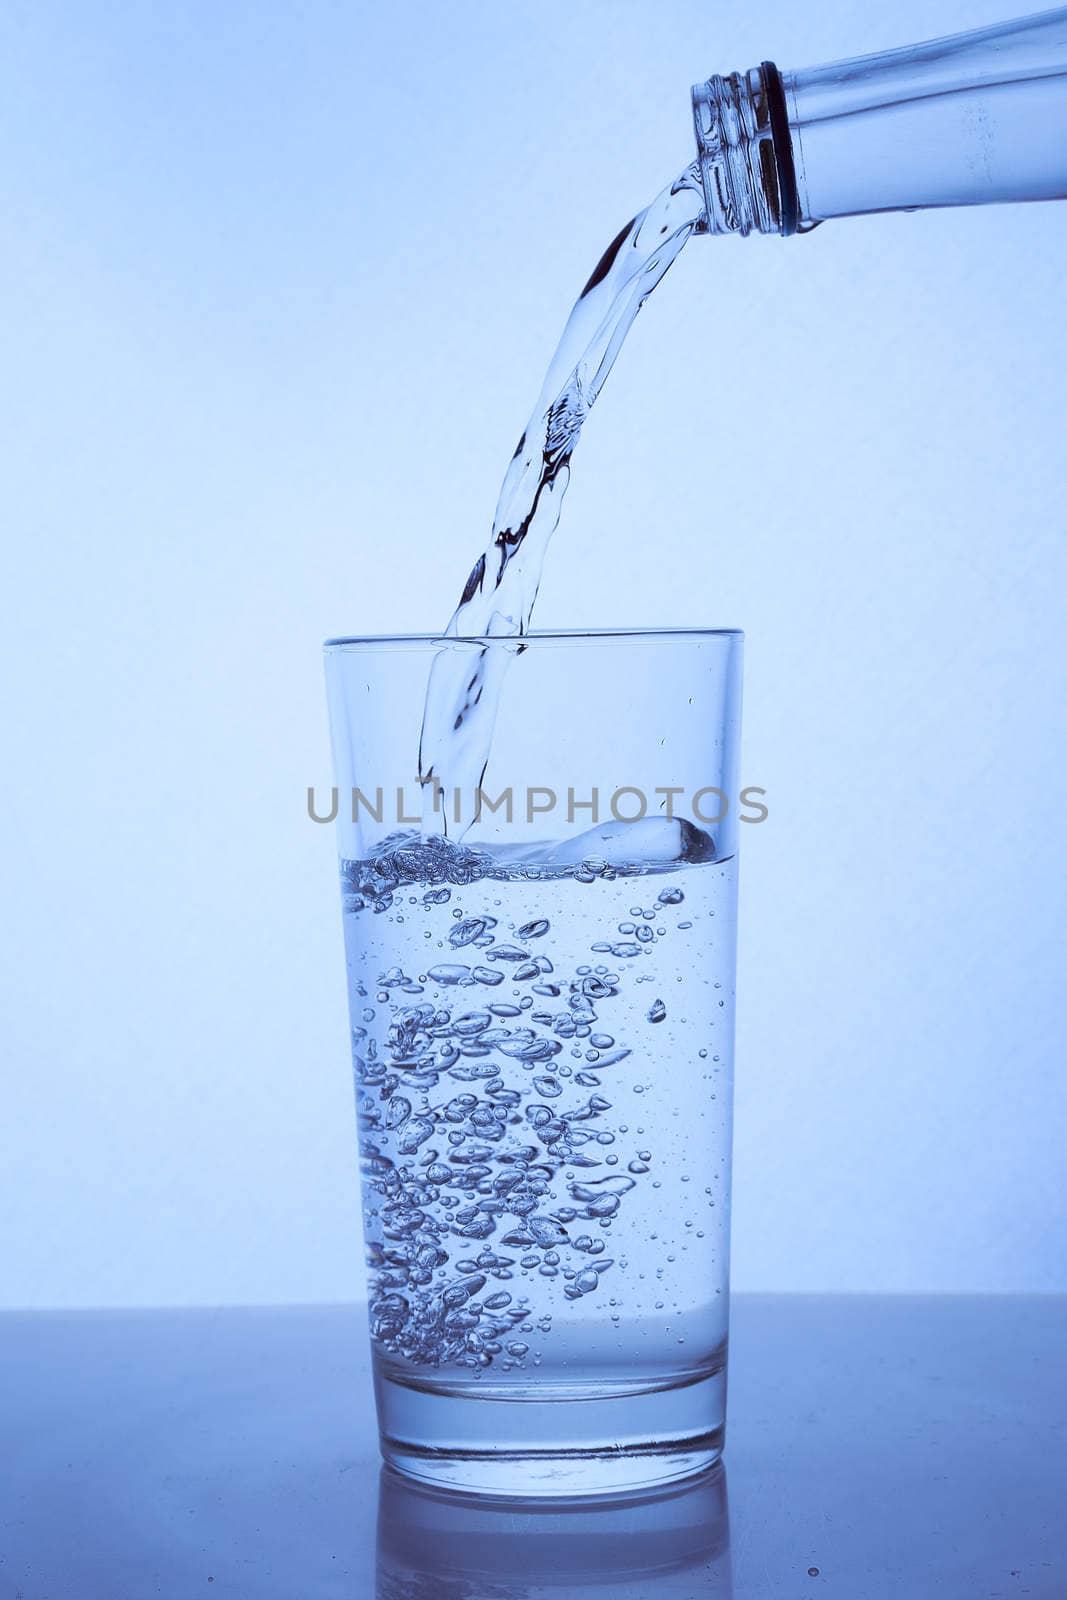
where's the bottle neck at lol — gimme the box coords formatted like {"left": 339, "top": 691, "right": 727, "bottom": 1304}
{"left": 692, "top": 8, "right": 1067, "bottom": 236}
{"left": 690, "top": 66, "right": 797, "bottom": 237}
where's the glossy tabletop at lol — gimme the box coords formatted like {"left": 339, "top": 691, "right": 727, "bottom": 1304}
{"left": 3, "top": 1296, "right": 1064, "bottom": 1597}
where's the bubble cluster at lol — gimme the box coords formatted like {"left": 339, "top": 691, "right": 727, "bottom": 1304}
{"left": 342, "top": 831, "right": 722, "bottom": 1374}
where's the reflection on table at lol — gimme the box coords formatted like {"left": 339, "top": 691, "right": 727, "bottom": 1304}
{"left": 376, "top": 1461, "right": 731, "bottom": 1598}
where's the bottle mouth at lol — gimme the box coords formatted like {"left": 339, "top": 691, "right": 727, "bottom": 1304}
{"left": 690, "top": 61, "right": 799, "bottom": 237}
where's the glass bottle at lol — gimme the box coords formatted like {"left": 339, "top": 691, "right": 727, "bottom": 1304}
{"left": 691, "top": 7, "right": 1067, "bottom": 235}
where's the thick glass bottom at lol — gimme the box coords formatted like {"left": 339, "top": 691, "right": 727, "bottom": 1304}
{"left": 375, "top": 1361, "right": 727, "bottom": 1498}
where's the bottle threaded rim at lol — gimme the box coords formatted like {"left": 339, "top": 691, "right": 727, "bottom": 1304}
{"left": 691, "top": 64, "right": 794, "bottom": 236}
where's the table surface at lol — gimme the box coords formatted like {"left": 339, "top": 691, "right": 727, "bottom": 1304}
{"left": 3, "top": 1295, "right": 1064, "bottom": 1598}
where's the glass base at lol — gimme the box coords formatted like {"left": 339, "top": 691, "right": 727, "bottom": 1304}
{"left": 375, "top": 1363, "right": 727, "bottom": 1498}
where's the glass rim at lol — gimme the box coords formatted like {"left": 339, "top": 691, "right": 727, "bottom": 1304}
{"left": 323, "top": 626, "right": 743, "bottom": 651}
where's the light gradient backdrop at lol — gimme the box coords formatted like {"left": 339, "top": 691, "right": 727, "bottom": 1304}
{"left": 2, "top": 0, "right": 1065, "bottom": 1307}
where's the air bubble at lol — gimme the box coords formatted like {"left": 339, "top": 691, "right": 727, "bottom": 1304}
{"left": 428, "top": 964, "right": 471, "bottom": 985}
{"left": 453, "top": 1010, "right": 491, "bottom": 1036}
{"left": 529, "top": 1216, "right": 568, "bottom": 1248}
{"left": 471, "top": 966, "right": 504, "bottom": 986}
{"left": 591, "top": 1047, "right": 631, "bottom": 1069}
{"left": 385, "top": 1097, "right": 411, "bottom": 1129}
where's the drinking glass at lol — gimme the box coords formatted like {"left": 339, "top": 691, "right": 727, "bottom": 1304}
{"left": 324, "top": 628, "right": 743, "bottom": 1496}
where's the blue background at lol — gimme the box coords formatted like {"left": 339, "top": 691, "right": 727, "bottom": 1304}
{"left": 2, "top": 0, "right": 1064, "bottom": 1307}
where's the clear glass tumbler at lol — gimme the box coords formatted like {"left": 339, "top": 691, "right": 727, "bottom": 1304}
{"left": 324, "top": 629, "right": 743, "bottom": 1496}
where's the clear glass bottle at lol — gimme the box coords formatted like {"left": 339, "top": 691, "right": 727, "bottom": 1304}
{"left": 691, "top": 7, "right": 1067, "bottom": 235}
